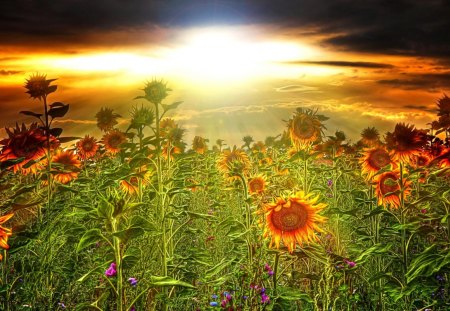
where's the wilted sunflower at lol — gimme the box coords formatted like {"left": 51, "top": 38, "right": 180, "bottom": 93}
{"left": 76, "top": 135, "right": 99, "bottom": 160}
{"left": 385, "top": 123, "right": 426, "bottom": 165}
{"left": 52, "top": 150, "right": 81, "bottom": 184}
{"left": 0, "top": 213, "right": 14, "bottom": 259}
{"left": 24, "top": 73, "right": 57, "bottom": 100}
{"left": 217, "top": 147, "right": 251, "bottom": 180}
{"left": 360, "top": 127, "right": 380, "bottom": 147}
{"left": 192, "top": 136, "right": 208, "bottom": 154}
{"left": 262, "top": 191, "right": 326, "bottom": 253}
{"left": 288, "top": 109, "right": 324, "bottom": 150}
{"left": 248, "top": 175, "right": 267, "bottom": 194}
{"left": 96, "top": 107, "right": 121, "bottom": 132}
{"left": 374, "top": 171, "right": 411, "bottom": 209}
{"left": 120, "top": 176, "right": 141, "bottom": 195}
{"left": 360, "top": 147, "right": 392, "bottom": 180}
{"left": 0, "top": 123, "right": 48, "bottom": 174}
{"left": 102, "top": 130, "right": 127, "bottom": 154}
{"left": 162, "top": 143, "right": 183, "bottom": 160}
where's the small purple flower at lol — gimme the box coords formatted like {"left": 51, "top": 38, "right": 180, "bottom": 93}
{"left": 226, "top": 293, "right": 232, "bottom": 301}
{"left": 212, "top": 294, "right": 218, "bottom": 299}
{"left": 58, "top": 302, "right": 66, "bottom": 309}
{"left": 243, "top": 295, "right": 248, "bottom": 300}
{"left": 130, "top": 306, "right": 136, "bottom": 311}
{"left": 210, "top": 301, "right": 219, "bottom": 307}
{"left": 128, "top": 277, "right": 138, "bottom": 287}
{"left": 436, "top": 275, "right": 445, "bottom": 282}
{"left": 264, "top": 263, "right": 271, "bottom": 271}
{"left": 260, "top": 287, "right": 266, "bottom": 294}
{"left": 268, "top": 269, "right": 274, "bottom": 276}
{"left": 220, "top": 300, "right": 227, "bottom": 308}
{"left": 344, "top": 259, "right": 356, "bottom": 268}
{"left": 105, "top": 263, "right": 117, "bottom": 277}
{"left": 327, "top": 179, "right": 333, "bottom": 187}
{"left": 261, "top": 293, "right": 270, "bottom": 304}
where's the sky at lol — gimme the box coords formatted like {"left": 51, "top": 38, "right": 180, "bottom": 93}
{"left": 1, "top": 0, "right": 450, "bottom": 147}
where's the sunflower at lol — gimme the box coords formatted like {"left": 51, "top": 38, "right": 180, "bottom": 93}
{"left": 437, "top": 94, "right": 450, "bottom": 117}
{"left": 102, "top": 130, "right": 127, "bottom": 154}
{"left": 76, "top": 135, "right": 99, "bottom": 160}
{"left": 430, "top": 148, "right": 450, "bottom": 168}
{"left": 120, "top": 176, "right": 140, "bottom": 195}
{"left": 385, "top": 123, "right": 426, "bottom": 165}
{"left": 162, "top": 143, "right": 183, "bottom": 160}
{"left": 0, "top": 123, "right": 47, "bottom": 174}
{"left": 360, "top": 147, "right": 392, "bottom": 180}
{"left": 262, "top": 192, "right": 326, "bottom": 253}
{"left": 52, "top": 150, "right": 81, "bottom": 184}
{"left": 192, "top": 136, "right": 208, "bottom": 154}
{"left": 0, "top": 213, "right": 13, "bottom": 259}
{"left": 95, "top": 107, "right": 121, "bottom": 132}
{"left": 360, "top": 127, "right": 380, "bottom": 147}
{"left": 24, "top": 73, "right": 57, "bottom": 100}
{"left": 248, "top": 175, "right": 267, "bottom": 194}
{"left": 288, "top": 109, "right": 323, "bottom": 150}
{"left": 217, "top": 147, "right": 251, "bottom": 180}
{"left": 142, "top": 79, "right": 171, "bottom": 104}
{"left": 130, "top": 105, "right": 154, "bottom": 129}
{"left": 374, "top": 171, "right": 411, "bottom": 209}
{"left": 252, "top": 141, "right": 266, "bottom": 154}
{"left": 259, "top": 156, "right": 273, "bottom": 166}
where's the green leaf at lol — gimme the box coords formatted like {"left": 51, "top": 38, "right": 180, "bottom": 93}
{"left": 205, "top": 258, "right": 234, "bottom": 280}
{"left": 162, "top": 101, "right": 183, "bottom": 113}
{"left": 77, "top": 229, "right": 103, "bottom": 252}
{"left": 77, "top": 264, "right": 105, "bottom": 283}
{"left": 148, "top": 276, "right": 195, "bottom": 288}
{"left": 48, "top": 102, "right": 69, "bottom": 118}
{"left": 113, "top": 227, "right": 144, "bottom": 242}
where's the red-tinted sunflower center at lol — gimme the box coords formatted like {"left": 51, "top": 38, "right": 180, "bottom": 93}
{"left": 250, "top": 179, "right": 264, "bottom": 192}
{"left": 380, "top": 174, "right": 399, "bottom": 195}
{"left": 293, "top": 117, "right": 316, "bottom": 140}
{"left": 271, "top": 202, "right": 308, "bottom": 232}
{"left": 11, "top": 134, "right": 43, "bottom": 158}
{"left": 107, "top": 135, "right": 123, "bottom": 148}
{"left": 82, "top": 141, "right": 94, "bottom": 151}
{"left": 368, "top": 149, "right": 390, "bottom": 169}
{"left": 416, "top": 156, "right": 429, "bottom": 166}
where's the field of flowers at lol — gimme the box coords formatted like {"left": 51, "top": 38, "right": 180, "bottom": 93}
{"left": 0, "top": 74, "right": 449, "bottom": 310}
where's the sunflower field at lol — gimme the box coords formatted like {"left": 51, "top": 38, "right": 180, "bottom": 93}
{"left": 1, "top": 75, "right": 450, "bottom": 311}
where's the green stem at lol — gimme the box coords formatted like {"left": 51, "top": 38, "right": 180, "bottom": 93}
{"left": 112, "top": 219, "right": 124, "bottom": 311}
{"left": 273, "top": 252, "right": 280, "bottom": 295}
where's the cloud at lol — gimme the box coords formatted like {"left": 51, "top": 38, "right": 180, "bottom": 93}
{"left": 275, "top": 85, "right": 321, "bottom": 93}
{"left": 377, "top": 73, "right": 450, "bottom": 91}
{"left": 0, "top": 69, "right": 23, "bottom": 75}
{"left": 284, "top": 60, "right": 395, "bottom": 69}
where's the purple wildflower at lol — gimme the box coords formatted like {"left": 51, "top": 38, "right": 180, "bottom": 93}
{"left": 105, "top": 263, "right": 117, "bottom": 277}
{"left": 261, "top": 293, "right": 270, "bottom": 304}
{"left": 210, "top": 301, "right": 219, "bottom": 307}
{"left": 128, "top": 277, "right": 138, "bottom": 287}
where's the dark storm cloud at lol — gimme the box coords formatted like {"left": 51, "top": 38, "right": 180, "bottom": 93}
{"left": 1, "top": 0, "right": 450, "bottom": 60}
{"left": 283, "top": 61, "right": 394, "bottom": 69}
{"left": 378, "top": 73, "right": 450, "bottom": 91}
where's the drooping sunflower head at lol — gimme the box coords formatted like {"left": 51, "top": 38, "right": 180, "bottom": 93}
{"left": 142, "top": 79, "right": 171, "bottom": 104}
{"left": 102, "top": 130, "right": 127, "bottom": 154}
{"left": 437, "top": 94, "right": 450, "bottom": 117}
{"left": 119, "top": 176, "right": 144, "bottom": 195}
{"left": 360, "top": 147, "right": 392, "bottom": 180}
{"left": 430, "top": 148, "right": 450, "bottom": 168}
{"left": 288, "top": 109, "right": 324, "bottom": 150}
{"left": 217, "top": 147, "right": 251, "bottom": 180}
{"left": 130, "top": 105, "right": 154, "bottom": 129}
{"left": 192, "top": 136, "right": 208, "bottom": 154}
{"left": 76, "top": 135, "right": 99, "bottom": 160}
{"left": 360, "top": 127, "right": 380, "bottom": 146}
{"left": 0, "top": 123, "right": 47, "bottom": 174}
{"left": 162, "top": 143, "right": 183, "bottom": 160}
{"left": 248, "top": 175, "right": 267, "bottom": 195}
{"left": 96, "top": 107, "right": 121, "bottom": 132}
{"left": 52, "top": 150, "right": 81, "bottom": 184}
{"left": 262, "top": 192, "right": 326, "bottom": 253}
{"left": 374, "top": 171, "right": 411, "bottom": 209}
{"left": 385, "top": 123, "right": 426, "bottom": 165}
{"left": 24, "top": 73, "right": 57, "bottom": 100}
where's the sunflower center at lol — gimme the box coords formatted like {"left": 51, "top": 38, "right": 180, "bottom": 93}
{"left": 271, "top": 202, "right": 308, "bottom": 232}
{"left": 82, "top": 141, "right": 93, "bottom": 151}
{"left": 380, "top": 175, "right": 399, "bottom": 195}
{"left": 12, "top": 135, "right": 41, "bottom": 158}
{"left": 368, "top": 149, "right": 390, "bottom": 169}
{"left": 293, "top": 117, "right": 316, "bottom": 140}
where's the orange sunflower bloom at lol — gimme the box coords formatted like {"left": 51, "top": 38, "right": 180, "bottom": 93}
{"left": 0, "top": 123, "right": 47, "bottom": 175}
{"left": 120, "top": 176, "right": 140, "bottom": 195}
{"left": 192, "top": 136, "right": 208, "bottom": 154}
{"left": 252, "top": 141, "right": 266, "bottom": 154}
{"left": 217, "top": 147, "right": 251, "bottom": 180}
{"left": 430, "top": 148, "right": 450, "bottom": 168}
{"left": 262, "top": 192, "right": 326, "bottom": 253}
{"left": 360, "top": 127, "right": 380, "bottom": 147}
{"left": 52, "top": 150, "right": 82, "bottom": 184}
{"left": 162, "top": 143, "right": 182, "bottom": 160}
{"left": 385, "top": 123, "right": 426, "bottom": 165}
{"left": 76, "top": 135, "right": 99, "bottom": 160}
{"left": 95, "top": 107, "right": 121, "bottom": 132}
{"left": 360, "top": 147, "right": 392, "bottom": 180}
{"left": 102, "top": 130, "right": 127, "bottom": 154}
{"left": 288, "top": 109, "right": 324, "bottom": 150}
{"left": 374, "top": 171, "right": 411, "bottom": 209}
{"left": 248, "top": 175, "right": 267, "bottom": 194}
{"left": 0, "top": 213, "right": 14, "bottom": 255}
